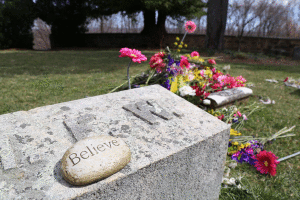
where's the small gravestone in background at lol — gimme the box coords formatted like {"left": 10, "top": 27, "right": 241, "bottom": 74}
{"left": 205, "top": 87, "right": 253, "bottom": 109}
{"left": 293, "top": 46, "right": 300, "bottom": 60}
{"left": 0, "top": 85, "right": 230, "bottom": 200}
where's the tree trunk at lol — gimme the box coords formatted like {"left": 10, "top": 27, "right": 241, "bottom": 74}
{"left": 205, "top": 0, "right": 229, "bottom": 52}
{"left": 157, "top": 11, "right": 167, "bottom": 49}
{"left": 141, "top": 9, "right": 156, "bottom": 35}
{"left": 141, "top": 9, "right": 158, "bottom": 47}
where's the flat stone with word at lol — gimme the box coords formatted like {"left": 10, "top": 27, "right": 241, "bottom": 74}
{"left": 0, "top": 84, "right": 230, "bottom": 200}
{"left": 61, "top": 135, "right": 131, "bottom": 186}
{"left": 206, "top": 87, "right": 253, "bottom": 109}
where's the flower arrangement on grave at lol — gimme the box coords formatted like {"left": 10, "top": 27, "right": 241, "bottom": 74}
{"left": 143, "top": 21, "right": 247, "bottom": 104}
{"left": 111, "top": 21, "right": 247, "bottom": 105}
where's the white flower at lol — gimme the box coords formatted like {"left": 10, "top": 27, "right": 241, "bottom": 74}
{"left": 203, "top": 99, "right": 211, "bottom": 105}
{"left": 224, "top": 168, "right": 231, "bottom": 177}
{"left": 223, "top": 65, "right": 230, "bottom": 71}
{"left": 222, "top": 177, "right": 229, "bottom": 184}
{"left": 237, "top": 185, "right": 242, "bottom": 189}
{"left": 228, "top": 162, "right": 237, "bottom": 169}
{"left": 228, "top": 178, "right": 236, "bottom": 185}
{"left": 179, "top": 86, "right": 196, "bottom": 97}
{"left": 189, "top": 63, "right": 196, "bottom": 69}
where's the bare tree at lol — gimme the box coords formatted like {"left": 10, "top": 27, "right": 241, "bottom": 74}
{"left": 229, "top": 0, "right": 263, "bottom": 51}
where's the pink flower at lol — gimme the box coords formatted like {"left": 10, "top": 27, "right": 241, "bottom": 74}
{"left": 149, "top": 55, "right": 166, "bottom": 73}
{"left": 191, "top": 51, "right": 200, "bottom": 57}
{"left": 119, "top": 48, "right": 147, "bottom": 63}
{"left": 184, "top": 21, "right": 196, "bottom": 33}
{"left": 180, "top": 56, "right": 190, "bottom": 69}
{"left": 119, "top": 47, "right": 132, "bottom": 58}
{"left": 284, "top": 77, "right": 289, "bottom": 82}
{"left": 236, "top": 75, "right": 247, "bottom": 83}
{"left": 254, "top": 150, "right": 280, "bottom": 176}
{"left": 212, "top": 68, "right": 216, "bottom": 73}
{"left": 154, "top": 52, "right": 165, "bottom": 58}
{"left": 237, "top": 111, "right": 242, "bottom": 117}
{"left": 218, "top": 114, "right": 224, "bottom": 120}
{"left": 208, "top": 59, "right": 216, "bottom": 65}
{"left": 243, "top": 114, "right": 248, "bottom": 120}
{"left": 200, "top": 70, "right": 205, "bottom": 77}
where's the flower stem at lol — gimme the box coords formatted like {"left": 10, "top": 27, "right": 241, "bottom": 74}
{"left": 109, "top": 74, "right": 138, "bottom": 93}
{"left": 127, "top": 60, "right": 132, "bottom": 89}
{"left": 146, "top": 70, "right": 156, "bottom": 85}
{"left": 181, "top": 32, "right": 188, "bottom": 44}
{"left": 278, "top": 151, "right": 300, "bottom": 162}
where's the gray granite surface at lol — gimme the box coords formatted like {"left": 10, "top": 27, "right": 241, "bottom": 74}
{"left": 0, "top": 84, "right": 230, "bottom": 200}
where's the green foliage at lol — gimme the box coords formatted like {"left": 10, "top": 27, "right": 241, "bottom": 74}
{"left": 0, "top": 0, "right": 36, "bottom": 49}
{"left": 35, "top": 0, "right": 92, "bottom": 36}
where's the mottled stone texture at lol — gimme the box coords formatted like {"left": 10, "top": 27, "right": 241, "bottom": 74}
{"left": 74, "top": 129, "right": 229, "bottom": 200}
{"left": 0, "top": 85, "right": 230, "bottom": 200}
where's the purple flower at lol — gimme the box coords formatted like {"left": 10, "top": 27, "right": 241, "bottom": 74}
{"left": 232, "top": 118, "right": 240, "bottom": 124}
{"left": 175, "top": 60, "right": 180, "bottom": 66}
{"left": 161, "top": 79, "right": 171, "bottom": 90}
{"left": 168, "top": 58, "right": 174, "bottom": 66}
{"left": 231, "top": 152, "right": 241, "bottom": 162}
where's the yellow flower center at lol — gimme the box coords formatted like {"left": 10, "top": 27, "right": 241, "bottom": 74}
{"left": 264, "top": 161, "right": 268, "bottom": 167}
{"left": 131, "top": 54, "right": 137, "bottom": 57}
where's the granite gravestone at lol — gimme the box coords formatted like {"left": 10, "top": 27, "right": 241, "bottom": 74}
{"left": 205, "top": 87, "right": 253, "bottom": 109}
{"left": 293, "top": 46, "right": 300, "bottom": 60}
{"left": 0, "top": 85, "right": 230, "bottom": 200}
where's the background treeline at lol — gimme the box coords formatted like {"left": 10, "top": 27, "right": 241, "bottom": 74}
{"left": 1, "top": 0, "right": 299, "bottom": 50}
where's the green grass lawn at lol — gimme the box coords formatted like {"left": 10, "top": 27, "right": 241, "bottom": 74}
{"left": 1, "top": 50, "right": 299, "bottom": 199}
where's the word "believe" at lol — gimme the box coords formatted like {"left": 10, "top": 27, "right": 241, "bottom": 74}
{"left": 68, "top": 140, "right": 120, "bottom": 166}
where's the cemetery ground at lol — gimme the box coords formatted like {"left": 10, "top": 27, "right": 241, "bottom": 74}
{"left": 0, "top": 49, "right": 299, "bottom": 199}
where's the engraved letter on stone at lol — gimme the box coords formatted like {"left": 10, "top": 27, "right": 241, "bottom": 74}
{"left": 122, "top": 100, "right": 173, "bottom": 125}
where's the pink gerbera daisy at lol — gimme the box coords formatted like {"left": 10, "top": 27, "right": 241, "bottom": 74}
{"left": 185, "top": 21, "right": 196, "bottom": 33}
{"left": 191, "top": 51, "right": 200, "bottom": 57}
{"left": 254, "top": 150, "right": 280, "bottom": 176}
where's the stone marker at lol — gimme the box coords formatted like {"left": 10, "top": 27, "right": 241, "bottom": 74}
{"left": 293, "top": 46, "right": 300, "bottom": 60}
{"left": 0, "top": 84, "right": 230, "bottom": 200}
{"left": 205, "top": 87, "right": 253, "bottom": 109}
{"left": 61, "top": 135, "right": 131, "bottom": 186}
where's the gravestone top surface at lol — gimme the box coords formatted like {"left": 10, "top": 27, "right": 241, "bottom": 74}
{"left": 0, "top": 84, "right": 230, "bottom": 200}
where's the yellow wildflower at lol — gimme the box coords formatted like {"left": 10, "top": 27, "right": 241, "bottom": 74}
{"left": 232, "top": 141, "right": 239, "bottom": 146}
{"left": 181, "top": 41, "right": 184, "bottom": 45}
{"left": 170, "top": 77, "right": 178, "bottom": 93}
{"left": 177, "top": 49, "right": 181, "bottom": 52}
{"left": 230, "top": 129, "right": 242, "bottom": 136}
{"left": 238, "top": 144, "right": 245, "bottom": 151}
{"left": 176, "top": 37, "right": 180, "bottom": 41}
{"left": 183, "top": 75, "right": 190, "bottom": 82}
{"left": 178, "top": 45, "right": 183, "bottom": 48}
{"left": 245, "top": 143, "right": 251, "bottom": 148}
{"left": 184, "top": 44, "right": 188, "bottom": 48}
{"left": 174, "top": 42, "right": 178, "bottom": 46}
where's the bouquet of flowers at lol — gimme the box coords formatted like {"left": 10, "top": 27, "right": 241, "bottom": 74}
{"left": 227, "top": 126, "right": 296, "bottom": 176}
{"left": 144, "top": 21, "right": 247, "bottom": 104}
